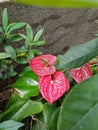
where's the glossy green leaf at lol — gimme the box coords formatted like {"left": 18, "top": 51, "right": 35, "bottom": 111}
{"left": 33, "top": 40, "right": 45, "bottom": 46}
{"left": 34, "top": 29, "right": 44, "bottom": 42}
{"left": 1, "top": 92, "right": 43, "bottom": 122}
{"left": 7, "top": 22, "right": 26, "bottom": 35}
{"left": 21, "top": 66, "right": 31, "bottom": 74}
{"left": 58, "top": 74, "right": 98, "bottom": 130}
{"left": 49, "top": 108, "right": 60, "bottom": 130}
{"left": 12, "top": 70, "right": 39, "bottom": 98}
{"left": 10, "top": 0, "right": 98, "bottom": 7}
{"left": 0, "top": 52, "right": 11, "bottom": 59}
{"left": 20, "top": 70, "right": 38, "bottom": 80}
{"left": 59, "top": 38, "right": 98, "bottom": 69}
{"left": 2, "top": 8, "right": 8, "bottom": 32}
{"left": 43, "top": 103, "right": 57, "bottom": 128}
{"left": 26, "top": 24, "right": 33, "bottom": 41}
{"left": 4, "top": 45, "right": 17, "bottom": 60}
{"left": 0, "top": 120, "right": 24, "bottom": 130}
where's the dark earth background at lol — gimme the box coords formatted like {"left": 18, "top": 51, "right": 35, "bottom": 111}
{"left": 0, "top": 2, "right": 98, "bottom": 55}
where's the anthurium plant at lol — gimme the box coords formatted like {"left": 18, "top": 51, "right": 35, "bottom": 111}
{"left": 1, "top": 8, "right": 98, "bottom": 130}
{"left": 1, "top": 37, "right": 98, "bottom": 130}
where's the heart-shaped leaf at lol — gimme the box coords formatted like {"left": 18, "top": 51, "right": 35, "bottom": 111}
{"left": 70, "top": 63, "right": 92, "bottom": 83}
{"left": 12, "top": 70, "right": 39, "bottom": 99}
{"left": 30, "top": 54, "right": 57, "bottom": 76}
{"left": 39, "top": 71, "right": 70, "bottom": 104}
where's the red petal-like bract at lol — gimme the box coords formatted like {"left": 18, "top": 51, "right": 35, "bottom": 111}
{"left": 70, "top": 63, "right": 92, "bottom": 83}
{"left": 39, "top": 71, "right": 70, "bottom": 104}
{"left": 30, "top": 54, "right": 57, "bottom": 76}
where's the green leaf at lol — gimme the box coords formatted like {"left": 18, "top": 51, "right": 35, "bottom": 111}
{"left": 0, "top": 27, "right": 3, "bottom": 34}
{"left": 6, "top": 23, "right": 17, "bottom": 33}
{"left": 57, "top": 74, "right": 98, "bottom": 130}
{"left": 4, "top": 45, "right": 17, "bottom": 60}
{"left": 49, "top": 108, "right": 60, "bottom": 130}
{"left": 12, "top": 70, "right": 39, "bottom": 98}
{"left": 7, "top": 34, "right": 23, "bottom": 42}
{"left": 33, "top": 40, "right": 45, "bottom": 46}
{"left": 0, "top": 52, "right": 11, "bottom": 59}
{"left": 0, "top": 120, "right": 24, "bottom": 130}
{"left": 43, "top": 103, "right": 57, "bottom": 128}
{"left": 16, "top": 48, "right": 27, "bottom": 53}
{"left": 8, "top": 65, "right": 17, "bottom": 77}
{"left": 34, "top": 29, "right": 44, "bottom": 42}
{"left": 28, "top": 50, "right": 34, "bottom": 58}
{"left": 25, "top": 37, "right": 31, "bottom": 49}
{"left": 31, "top": 49, "right": 43, "bottom": 55}
{"left": 1, "top": 92, "right": 43, "bottom": 122}
{"left": 0, "top": 73, "right": 3, "bottom": 80}
{"left": 59, "top": 38, "right": 98, "bottom": 69}
{"left": 21, "top": 66, "right": 31, "bottom": 74}
{"left": 10, "top": 0, "right": 98, "bottom": 8}
{"left": 19, "top": 34, "right": 27, "bottom": 39}
{"left": 26, "top": 24, "right": 33, "bottom": 41}
{"left": 7, "top": 22, "right": 26, "bottom": 35}
{"left": 16, "top": 57, "right": 28, "bottom": 64}
{"left": 2, "top": 8, "right": 8, "bottom": 32}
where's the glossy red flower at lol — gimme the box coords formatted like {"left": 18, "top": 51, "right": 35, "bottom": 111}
{"left": 30, "top": 54, "right": 57, "bottom": 76}
{"left": 39, "top": 71, "right": 70, "bottom": 104}
{"left": 70, "top": 63, "right": 92, "bottom": 83}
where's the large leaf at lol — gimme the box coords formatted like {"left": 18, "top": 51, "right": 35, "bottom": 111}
{"left": 43, "top": 103, "right": 57, "bottom": 128}
{"left": 12, "top": 70, "right": 39, "bottom": 98}
{"left": 4, "top": 45, "right": 17, "bottom": 60}
{"left": 49, "top": 108, "right": 60, "bottom": 130}
{"left": 2, "top": 8, "right": 8, "bottom": 32}
{"left": 0, "top": 120, "right": 24, "bottom": 130}
{"left": 1, "top": 92, "right": 43, "bottom": 122}
{"left": 57, "top": 74, "right": 98, "bottom": 130}
{"left": 10, "top": 0, "right": 98, "bottom": 7}
{"left": 0, "top": 52, "right": 11, "bottom": 59}
{"left": 59, "top": 38, "right": 98, "bottom": 69}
